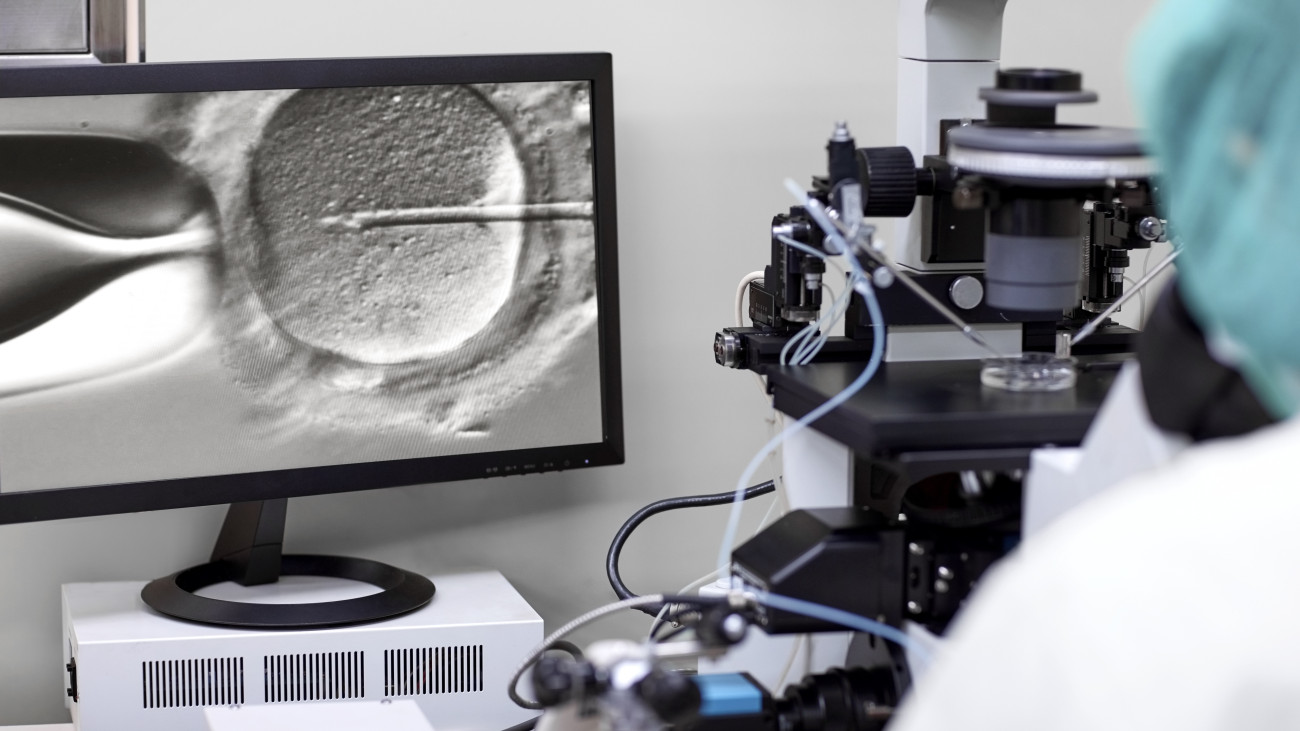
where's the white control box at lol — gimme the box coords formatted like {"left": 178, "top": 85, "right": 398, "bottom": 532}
{"left": 204, "top": 698, "right": 435, "bottom": 731}
{"left": 62, "top": 571, "right": 541, "bottom": 731}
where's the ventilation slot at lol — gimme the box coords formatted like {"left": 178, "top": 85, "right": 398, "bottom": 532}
{"left": 141, "top": 657, "right": 245, "bottom": 709}
{"left": 263, "top": 651, "right": 364, "bottom": 703}
{"left": 384, "top": 645, "right": 484, "bottom": 697}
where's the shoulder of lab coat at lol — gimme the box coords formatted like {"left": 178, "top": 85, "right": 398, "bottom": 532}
{"left": 888, "top": 415, "right": 1300, "bottom": 731}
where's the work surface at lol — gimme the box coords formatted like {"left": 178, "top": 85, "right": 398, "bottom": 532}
{"left": 765, "top": 357, "right": 1123, "bottom": 456}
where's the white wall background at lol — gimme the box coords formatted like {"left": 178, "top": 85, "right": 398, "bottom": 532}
{"left": 0, "top": 0, "right": 1159, "bottom": 724}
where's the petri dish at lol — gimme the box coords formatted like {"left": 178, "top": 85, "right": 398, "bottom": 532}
{"left": 980, "top": 352, "right": 1077, "bottom": 392}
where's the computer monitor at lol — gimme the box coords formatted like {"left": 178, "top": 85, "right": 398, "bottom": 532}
{"left": 0, "top": 53, "right": 622, "bottom": 626}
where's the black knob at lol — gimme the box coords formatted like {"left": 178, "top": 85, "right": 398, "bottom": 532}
{"left": 636, "top": 668, "right": 702, "bottom": 725}
{"left": 980, "top": 68, "right": 1096, "bottom": 126}
{"left": 996, "top": 68, "right": 1082, "bottom": 92}
{"left": 694, "top": 607, "right": 751, "bottom": 647}
{"left": 856, "top": 147, "right": 918, "bottom": 217}
{"left": 531, "top": 656, "right": 574, "bottom": 707}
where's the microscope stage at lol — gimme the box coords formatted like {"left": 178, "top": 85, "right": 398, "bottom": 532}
{"left": 765, "top": 356, "right": 1123, "bottom": 457}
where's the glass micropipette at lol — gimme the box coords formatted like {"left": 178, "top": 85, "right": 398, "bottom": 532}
{"left": 1071, "top": 247, "right": 1180, "bottom": 347}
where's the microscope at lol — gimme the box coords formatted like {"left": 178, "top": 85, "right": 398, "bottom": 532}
{"left": 522, "top": 1, "right": 1277, "bottom": 729}
{"left": 678, "top": 65, "right": 1162, "bottom": 731}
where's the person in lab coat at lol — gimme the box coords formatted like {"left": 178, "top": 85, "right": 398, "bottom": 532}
{"left": 889, "top": 0, "right": 1300, "bottom": 727}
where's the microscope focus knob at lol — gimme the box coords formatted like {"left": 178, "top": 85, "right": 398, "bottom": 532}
{"left": 856, "top": 146, "right": 918, "bottom": 218}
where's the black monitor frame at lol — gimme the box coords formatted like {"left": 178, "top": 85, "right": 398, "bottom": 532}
{"left": 0, "top": 53, "right": 623, "bottom": 526}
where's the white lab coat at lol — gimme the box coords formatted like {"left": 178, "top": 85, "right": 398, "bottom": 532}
{"left": 889, "top": 415, "right": 1300, "bottom": 730}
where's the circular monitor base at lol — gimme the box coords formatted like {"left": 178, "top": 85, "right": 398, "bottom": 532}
{"left": 141, "top": 554, "right": 435, "bottom": 629}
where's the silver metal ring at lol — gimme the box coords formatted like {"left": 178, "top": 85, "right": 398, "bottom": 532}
{"left": 948, "top": 144, "right": 1157, "bottom": 181}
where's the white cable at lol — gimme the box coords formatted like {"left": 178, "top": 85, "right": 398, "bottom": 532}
{"left": 680, "top": 571, "right": 723, "bottom": 597}
{"left": 1124, "top": 276, "right": 1146, "bottom": 330}
{"left": 644, "top": 567, "right": 734, "bottom": 641}
{"left": 793, "top": 278, "right": 855, "bottom": 365}
{"left": 717, "top": 210, "right": 886, "bottom": 581}
{"left": 754, "top": 484, "right": 784, "bottom": 532}
{"left": 1139, "top": 247, "right": 1155, "bottom": 327}
{"left": 647, "top": 602, "right": 674, "bottom": 641}
{"left": 753, "top": 413, "right": 786, "bottom": 539}
{"left": 780, "top": 319, "right": 819, "bottom": 366}
{"left": 716, "top": 188, "right": 884, "bottom": 579}
{"left": 776, "top": 235, "right": 850, "bottom": 366}
{"left": 735, "top": 270, "right": 765, "bottom": 327}
{"left": 751, "top": 590, "right": 932, "bottom": 663}
{"left": 741, "top": 232, "right": 847, "bottom": 380}
{"left": 800, "top": 283, "right": 837, "bottom": 366}
{"left": 792, "top": 308, "right": 833, "bottom": 364}
{"left": 779, "top": 282, "right": 840, "bottom": 367}
{"left": 647, "top": 470, "right": 788, "bottom": 642}
{"left": 719, "top": 272, "right": 873, "bottom": 577}
{"left": 774, "top": 633, "right": 807, "bottom": 693}
{"left": 509, "top": 594, "right": 669, "bottom": 709}
{"left": 733, "top": 270, "right": 772, "bottom": 399}
{"left": 645, "top": 467, "right": 790, "bottom": 640}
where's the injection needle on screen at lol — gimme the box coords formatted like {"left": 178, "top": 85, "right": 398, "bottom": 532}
{"left": 320, "top": 202, "right": 593, "bottom": 231}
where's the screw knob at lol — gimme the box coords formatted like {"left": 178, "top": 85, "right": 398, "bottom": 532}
{"left": 856, "top": 146, "right": 918, "bottom": 217}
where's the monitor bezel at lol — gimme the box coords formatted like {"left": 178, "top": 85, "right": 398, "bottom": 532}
{"left": 0, "top": 53, "right": 623, "bottom": 524}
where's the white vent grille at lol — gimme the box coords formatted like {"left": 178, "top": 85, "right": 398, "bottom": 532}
{"left": 384, "top": 645, "right": 483, "bottom": 697}
{"left": 263, "top": 651, "right": 364, "bottom": 703}
{"left": 142, "top": 658, "right": 244, "bottom": 709}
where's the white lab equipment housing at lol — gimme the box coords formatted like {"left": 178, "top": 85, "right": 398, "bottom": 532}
{"left": 61, "top": 572, "right": 541, "bottom": 731}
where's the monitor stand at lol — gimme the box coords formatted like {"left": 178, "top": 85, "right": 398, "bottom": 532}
{"left": 140, "top": 499, "right": 435, "bottom": 628}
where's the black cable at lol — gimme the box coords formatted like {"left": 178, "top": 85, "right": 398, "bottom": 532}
{"left": 606, "top": 480, "right": 777, "bottom": 617}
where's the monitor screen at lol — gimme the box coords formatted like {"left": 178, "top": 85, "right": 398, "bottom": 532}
{"left": 0, "top": 54, "right": 622, "bottom": 522}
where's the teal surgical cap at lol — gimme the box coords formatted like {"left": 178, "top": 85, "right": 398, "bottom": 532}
{"left": 1133, "top": 0, "right": 1300, "bottom": 418}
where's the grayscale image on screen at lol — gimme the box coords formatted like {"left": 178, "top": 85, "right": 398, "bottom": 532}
{"left": 0, "top": 81, "right": 604, "bottom": 492}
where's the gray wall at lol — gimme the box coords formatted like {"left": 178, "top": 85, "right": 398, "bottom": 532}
{"left": 0, "top": 1, "right": 1157, "bottom": 724}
